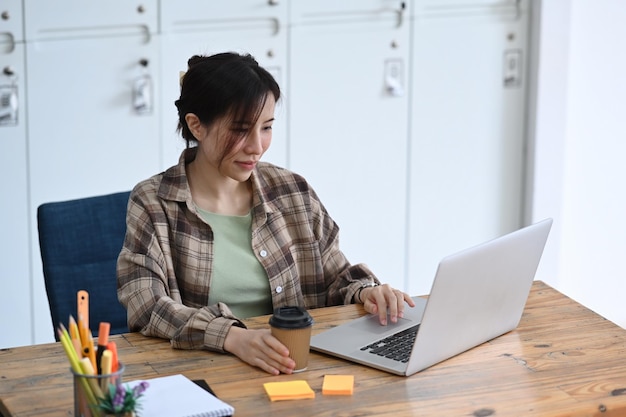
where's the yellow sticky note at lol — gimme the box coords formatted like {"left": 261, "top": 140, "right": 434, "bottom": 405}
{"left": 322, "top": 375, "right": 354, "bottom": 395}
{"left": 263, "top": 380, "right": 315, "bottom": 401}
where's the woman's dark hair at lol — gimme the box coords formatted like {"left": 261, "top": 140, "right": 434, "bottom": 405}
{"left": 175, "top": 52, "right": 281, "bottom": 163}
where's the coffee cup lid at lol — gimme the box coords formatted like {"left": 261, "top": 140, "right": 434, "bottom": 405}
{"left": 269, "top": 306, "right": 314, "bottom": 329}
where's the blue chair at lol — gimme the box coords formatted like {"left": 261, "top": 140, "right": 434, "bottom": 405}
{"left": 37, "top": 191, "right": 131, "bottom": 341}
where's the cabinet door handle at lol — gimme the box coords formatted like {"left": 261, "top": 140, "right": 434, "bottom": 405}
{"left": 0, "top": 83, "right": 18, "bottom": 126}
{"left": 133, "top": 60, "right": 152, "bottom": 115}
{"left": 396, "top": 1, "right": 406, "bottom": 28}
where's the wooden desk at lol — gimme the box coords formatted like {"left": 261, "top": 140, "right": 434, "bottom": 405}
{"left": 1, "top": 281, "right": 626, "bottom": 417}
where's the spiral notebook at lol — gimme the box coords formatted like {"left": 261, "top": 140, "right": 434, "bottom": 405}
{"left": 128, "top": 374, "right": 234, "bottom": 417}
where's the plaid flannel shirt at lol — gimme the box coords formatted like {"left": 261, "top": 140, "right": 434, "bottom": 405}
{"left": 117, "top": 148, "right": 380, "bottom": 352}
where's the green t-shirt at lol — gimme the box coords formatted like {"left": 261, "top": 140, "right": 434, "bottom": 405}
{"left": 197, "top": 207, "right": 273, "bottom": 319}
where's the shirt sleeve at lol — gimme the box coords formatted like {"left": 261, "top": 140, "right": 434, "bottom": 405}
{"left": 308, "top": 185, "right": 382, "bottom": 306}
{"left": 322, "top": 236, "right": 381, "bottom": 306}
{"left": 117, "top": 184, "right": 246, "bottom": 352}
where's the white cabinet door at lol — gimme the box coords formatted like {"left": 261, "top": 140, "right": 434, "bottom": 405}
{"left": 24, "top": 0, "right": 160, "bottom": 343}
{"left": 0, "top": 0, "right": 30, "bottom": 348}
{"left": 159, "top": 0, "right": 288, "bottom": 169}
{"left": 408, "top": 0, "right": 529, "bottom": 295}
{"left": 289, "top": 1, "right": 410, "bottom": 290}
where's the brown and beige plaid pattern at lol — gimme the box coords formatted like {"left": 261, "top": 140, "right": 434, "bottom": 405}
{"left": 117, "top": 149, "right": 379, "bottom": 352}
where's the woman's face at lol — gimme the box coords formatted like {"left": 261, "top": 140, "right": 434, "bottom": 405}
{"left": 196, "top": 95, "right": 276, "bottom": 183}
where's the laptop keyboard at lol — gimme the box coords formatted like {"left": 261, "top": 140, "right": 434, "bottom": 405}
{"left": 360, "top": 324, "right": 420, "bottom": 363}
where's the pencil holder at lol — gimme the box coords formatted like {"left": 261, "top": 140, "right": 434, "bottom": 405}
{"left": 72, "top": 363, "right": 125, "bottom": 417}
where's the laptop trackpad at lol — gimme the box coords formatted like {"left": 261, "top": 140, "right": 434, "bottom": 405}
{"left": 347, "top": 297, "right": 426, "bottom": 335}
{"left": 348, "top": 315, "right": 413, "bottom": 334}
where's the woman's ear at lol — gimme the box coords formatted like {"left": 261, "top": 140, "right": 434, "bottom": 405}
{"left": 185, "top": 113, "right": 206, "bottom": 141}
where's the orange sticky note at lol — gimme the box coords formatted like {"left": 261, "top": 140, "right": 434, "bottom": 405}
{"left": 322, "top": 375, "right": 354, "bottom": 395}
{"left": 263, "top": 380, "right": 315, "bottom": 401}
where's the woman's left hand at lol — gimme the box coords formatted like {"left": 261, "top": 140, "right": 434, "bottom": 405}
{"left": 359, "top": 283, "right": 416, "bottom": 325}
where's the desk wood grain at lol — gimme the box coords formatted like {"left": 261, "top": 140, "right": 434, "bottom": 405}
{"left": 1, "top": 281, "right": 626, "bottom": 416}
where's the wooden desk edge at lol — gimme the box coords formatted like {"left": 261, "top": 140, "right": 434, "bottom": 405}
{"left": 2, "top": 280, "right": 626, "bottom": 417}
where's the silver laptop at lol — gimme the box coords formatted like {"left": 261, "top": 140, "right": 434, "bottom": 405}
{"left": 310, "top": 218, "right": 553, "bottom": 376}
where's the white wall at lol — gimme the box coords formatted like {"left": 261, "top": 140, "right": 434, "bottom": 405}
{"left": 531, "top": 0, "right": 626, "bottom": 329}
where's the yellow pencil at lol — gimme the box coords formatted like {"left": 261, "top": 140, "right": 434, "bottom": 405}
{"left": 79, "top": 357, "right": 104, "bottom": 400}
{"left": 59, "top": 324, "right": 80, "bottom": 364}
{"left": 85, "top": 334, "right": 97, "bottom": 372}
{"left": 63, "top": 321, "right": 82, "bottom": 358}
{"left": 57, "top": 328, "right": 97, "bottom": 406}
{"left": 69, "top": 315, "right": 80, "bottom": 342}
{"left": 78, "top": 319, "right": 97, "bottom": 371}
{"left": 78, "top": 314, "right": 88, "bottom": 355}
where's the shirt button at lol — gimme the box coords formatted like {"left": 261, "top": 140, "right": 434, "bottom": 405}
{"left": 276, "top": 286, "right": 283, "bottom": 294}
{"left": 259, "top": 249, "right": 268, "bottom": 257}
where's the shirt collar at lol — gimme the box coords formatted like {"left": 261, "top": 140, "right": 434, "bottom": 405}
{"left": 157, "top": 148, "right": 194, "bottom": 203}
{"left": 158, "top": 148, "right": 282, "bottom": 217}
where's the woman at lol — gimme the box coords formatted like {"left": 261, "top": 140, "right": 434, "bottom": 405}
{"left": 117, "top": 52, "right": 415, "bottom": 375}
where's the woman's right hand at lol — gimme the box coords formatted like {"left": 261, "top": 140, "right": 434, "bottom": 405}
{"left": 223, "top": 326, "right": 296, "bottom": 375}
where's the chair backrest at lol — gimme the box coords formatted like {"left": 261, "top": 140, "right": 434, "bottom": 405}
{"left": 37, "top": 191, "right": 131, "bottom": 340}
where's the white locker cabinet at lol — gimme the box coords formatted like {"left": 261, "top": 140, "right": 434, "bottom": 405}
{"left": 0, "top": 0, "right": 30, "bottom": 348}
{"left": 2, "top": 1, "right": 534, "bottom": 348}
{"left": 24, "top": 0, "right": 161, "bottom": 343}
{"left": 159, "top": 0, "right": 288, "bottom": 170}
{"left": 289, "top": 1, "right": 411, "bottom": 291}
{"left": 407, "top": 0, "right": 530, "bottom": 296}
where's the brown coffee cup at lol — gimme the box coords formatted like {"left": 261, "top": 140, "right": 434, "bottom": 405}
{"left": 269, "top": 306, "right": 314, "bottom": 372}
